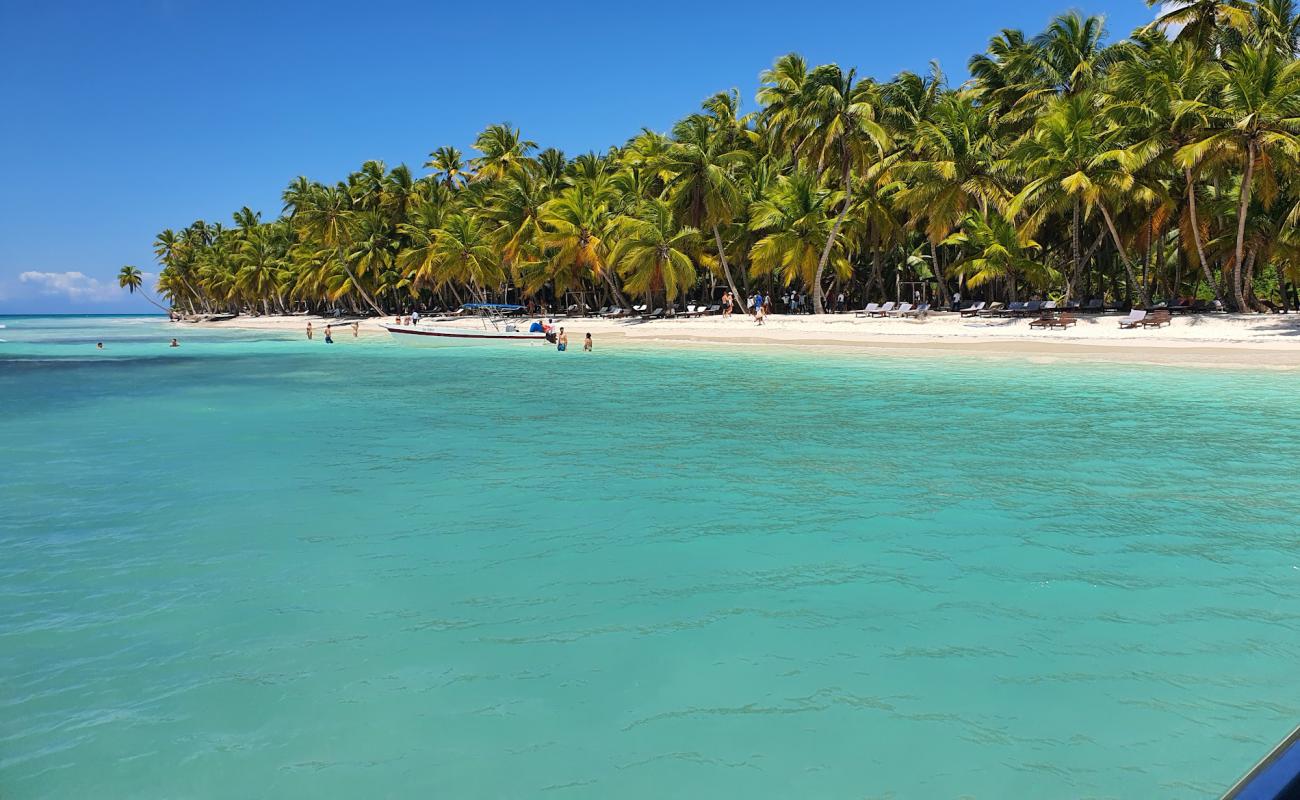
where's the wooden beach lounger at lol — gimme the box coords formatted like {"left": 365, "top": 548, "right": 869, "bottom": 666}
{"left": 869, "top": 302, "right": 896, "bottom": 317}
{"left": 1141, "top": 310, "right": 1172, "bottom": 328}
{"left": 959, "top": 302, "right": 985, "bottom": 317}
{"left": 855, "top": 302, "right": 881, "bottom": 317}
{"left": 1117, "top": 310, "right": 1147, "bottom": 329}
{"left": 901, "top": 303, "right": 930, "bottom": 318}
{"left": 886, "top": 302, "right": 914, "bottom": 317}
{"left": 1030, "top": 312, "right": 1077, "bottom": 329}
{"left": 976, "top": 302, "right": 1005, "bottom": 317}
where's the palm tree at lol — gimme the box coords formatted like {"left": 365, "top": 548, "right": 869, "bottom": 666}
{"left": 942, "top": 212, "right": 1057, "bottom": 296}
{"left": 757, "top": 53, "right": 814, "bottom": 161}
{"left": 425, "top": 146, "right": 468, "bottom": 187}
{"left": 748, "top": 170, "right": 843, "bottom": 293}
{"left": 537, "top": 182, "right": 629, "bottom": 307}
{"left": 117, "top": 265, "right": 171, "bottom": 313}
{"left": 153, "top": 228, "right": 204, "bottom": 314}
{"left": 1108, "top": 31, "right": 1223, "bottom": 302}
{"left": 471, "top": 124, "right": 537, "bottom": 182}
{"left": 480, "top": 168, "right": 551, "bottom": 275}
{"left": 420, "top": 214, "right": 503, "bottom": 300}
{"left": 1010, "top": 93, "right": 1158, "bottom": 305}
{"left": 896, "top": 89, "right": 1006, "bottom": 242}
{"left": 1145, "top": 0, "right": 1253, "bottom": 51}
{"left": 1033, "top": 11, "right": 1116, "bottom": 95}
{"left": 969, "top": 29, "right": 1043, "bottom": 120}
{"left": 1178, "top": 45, "right": 1300, "bottom": 309}
{"left": 1250, "top": 0, "right": 1300, "bottom": 56}
{"left": 610, "top": 201, "right": 699, "bottom": 307}
{"left": 234, "top": 229, "right": 286, "bottom": 314}
{"left": 660, "top": 113, "right": 750, "bottom": 306}
{"left": 798, "top": 65, "right": 891, "bottom": 312}
{"left": 294, "top": 186, "right": 386, "bottom": 315}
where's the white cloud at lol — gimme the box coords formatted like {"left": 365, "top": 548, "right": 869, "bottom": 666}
{"left": 18, "top": 271, "right": 121, "bottom": 303}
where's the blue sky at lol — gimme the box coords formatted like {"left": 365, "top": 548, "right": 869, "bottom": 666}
{"left": 0, "top": 0, "right": 1156, "bottom": 313}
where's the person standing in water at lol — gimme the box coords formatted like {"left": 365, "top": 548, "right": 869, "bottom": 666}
{"left": 170, "top": 338, "right": 179, "bottom": 348}
{"left": 351, "top": 321, "right": 359, "bottom": 337}
{"left": 583, "top": 333, "right": 592, "bottom": 351}
{"left": 306, "top": 322, "right": 314, "bottom": 340}
{"left": 324, "top": 325, "right": 334, "bottom": 344}
{"left": 556, "top": 328, "right": 568, "bottom": 352}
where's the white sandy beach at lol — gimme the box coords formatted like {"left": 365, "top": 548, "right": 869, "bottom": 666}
{"left": 190, "top": 310, "right": 1300, "bottom": 368}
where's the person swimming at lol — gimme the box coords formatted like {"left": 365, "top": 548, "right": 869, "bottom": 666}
{"left": 96, "top": 342, "right": 103, "bottom": 349}
{"left": 170, "top": 338, "right": 179, "bottom": 347}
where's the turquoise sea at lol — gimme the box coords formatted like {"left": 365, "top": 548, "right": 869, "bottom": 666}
{"left": 2, "top": 314, "right": 1298, "bottom": 799}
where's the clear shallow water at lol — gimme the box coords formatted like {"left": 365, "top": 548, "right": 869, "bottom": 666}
{"left": 2, "top": 315, "right": 1299, "bottom": 799}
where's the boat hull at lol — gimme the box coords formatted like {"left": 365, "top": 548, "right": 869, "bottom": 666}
{"left": 382, "top": 324, "right": 549, "bottom": 346}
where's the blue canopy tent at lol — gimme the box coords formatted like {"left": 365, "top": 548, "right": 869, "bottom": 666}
{"left": 460, "top": 303, "right": 527, "bottom": 315}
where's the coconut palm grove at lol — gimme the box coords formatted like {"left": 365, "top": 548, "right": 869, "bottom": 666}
{"left": 138, "top": 1, "right": 1300, "bottom": 317}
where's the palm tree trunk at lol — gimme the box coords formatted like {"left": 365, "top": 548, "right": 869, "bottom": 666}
{"left": 336, "top": 247, "right": 385, "bottom": 315}
{"left": 812, "top": 150, "right": 853, "bottom": 314}
{"left": 1081, "top": 230, "right": 1106, "bottom": 283}
{"left": 930, "top": 240, "right": 950, "bottom": 308}
{"left": 135, "top": 289, "right": 171, "bottom": 314}
{"left": 1184, "top": 168, "right": 1220, "bottom": 303}
{"left": 601, "top": 270, "right": 633, "bottom": 311}
{"left": 177, "top": 273, "right": 204, "bottom": 313}
{"left": 1243, "top": 248, "right": 1261, "bottom": 311}
{"left": 1231, "top": 141, "right": 1257, "bottom": 313}
{"left": 1069, "top": 200, "right": 1082, "bottom": 300}
{"left": 713, "top": 225, "right": 745, "bottom": 308}
{"left": 870, "top": 247, "right": 885, "bottom": 300}
{"left": 1098, "top": 201, "right": 1151, "bottom": 307}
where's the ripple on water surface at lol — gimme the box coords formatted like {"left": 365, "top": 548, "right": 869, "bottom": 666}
{"left": 1, "top": 315, "right": 1298, "bottom": 799}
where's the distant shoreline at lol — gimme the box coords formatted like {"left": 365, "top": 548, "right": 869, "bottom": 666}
{"left": 186, "top": 311, "right": 1300, "bottom": 369}
{"left": 0, "top": 313, "right": 168, "bottom": 318}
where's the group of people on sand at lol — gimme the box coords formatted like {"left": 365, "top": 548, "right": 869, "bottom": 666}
{"left": 719, "top": 290, "right": 774, "bottom": 324}
{"left": 305, "top": 321, "right": 359, "bottom": 343}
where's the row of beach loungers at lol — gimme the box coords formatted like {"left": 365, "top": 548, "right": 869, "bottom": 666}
{"left": 956, "top": 298, "right": 1224, "bottom": 318}
{"left": 852, "top": 302, "right": 932, "bottom": 318}
{"left": 559, "top": 298, "right": 1222, "bottom": 323}
{"left": 586, "top": 304, "right": 723, "bottom": 320}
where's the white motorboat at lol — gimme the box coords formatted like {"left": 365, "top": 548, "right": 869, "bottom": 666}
{"left": 382, "top": 304, "right": 551, "bottom": 346}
